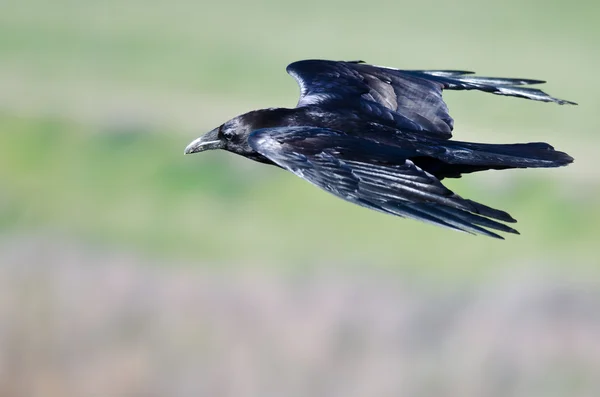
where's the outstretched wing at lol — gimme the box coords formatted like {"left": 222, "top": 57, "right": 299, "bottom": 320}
{"left": 248, "top": 126, "right": 520, "bottom": 239}
{"left": 287, "top": 59, "right": 576, "bottom": 139}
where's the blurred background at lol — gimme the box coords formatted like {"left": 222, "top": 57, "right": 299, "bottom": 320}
{"left": 1, "top": 0, "right": 599, "bottom": 396}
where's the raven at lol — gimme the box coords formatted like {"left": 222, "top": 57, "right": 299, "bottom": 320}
{"left": 185, "top": 60, "right": 574, "bottom": 239}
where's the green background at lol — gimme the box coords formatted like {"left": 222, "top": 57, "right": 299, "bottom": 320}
{"left": 1, "top": 1, "right": 599, "bottom": 396}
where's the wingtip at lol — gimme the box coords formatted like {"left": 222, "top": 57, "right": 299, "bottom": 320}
{"left": 477, "top": 224, "right": 520, "bottom": 239}
{"left": 558, "top": 99, "right": 578, "bottom": 106}
{"left": 495, "top": 225, "right": 519, "bottom": 238}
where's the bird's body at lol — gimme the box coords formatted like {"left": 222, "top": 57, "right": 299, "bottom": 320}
{"left": 185, "top": 60, "right": 574, "bottom": 238}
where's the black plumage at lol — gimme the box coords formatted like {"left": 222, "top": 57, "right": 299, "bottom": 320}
{"left": 185, "top": 60, "right": 575, "bottom": 239}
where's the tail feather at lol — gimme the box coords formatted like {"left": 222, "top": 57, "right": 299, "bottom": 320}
{"left": 445, "top": 141, "right": 574, "bottom": 168}
{"left": 413, "top": 140, "right": 573, "bottom": 180}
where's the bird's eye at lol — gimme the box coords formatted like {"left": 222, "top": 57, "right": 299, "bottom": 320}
{"left": 222, "top": 130, "right": 234, "bottom": 141}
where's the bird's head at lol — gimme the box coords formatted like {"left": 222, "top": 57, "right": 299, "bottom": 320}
{"left": 184, "top": 113, "right": 258, "bottom": 157}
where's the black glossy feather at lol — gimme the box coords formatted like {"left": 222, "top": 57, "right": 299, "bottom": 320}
{"left": 287, "top": 60, "right": 576, "bottom": 139}
{"left": 186, "top": 59, "right": 575, "bottom": 239}
{"left": 248, "top": 126, "right": 520, "bottom": 239}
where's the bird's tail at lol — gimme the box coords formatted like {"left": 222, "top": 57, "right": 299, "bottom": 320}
{"left": 416, "top": 140, "right": 574, "bottom": 179}
{"left": 450, "top": 140, "right": 573, "bottom": 167}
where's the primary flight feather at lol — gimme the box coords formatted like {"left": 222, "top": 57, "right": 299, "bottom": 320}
{"left": 185, "top": 60, "right": 574, "bottom": 239}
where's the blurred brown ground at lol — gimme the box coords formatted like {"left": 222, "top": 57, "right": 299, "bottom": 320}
{"left": 1, "top": 236, "right": 598, "bottom": 397}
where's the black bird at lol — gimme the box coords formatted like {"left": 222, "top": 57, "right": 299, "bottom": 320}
{"left": 185, "top": 60, "right": 575, "bottom": 239}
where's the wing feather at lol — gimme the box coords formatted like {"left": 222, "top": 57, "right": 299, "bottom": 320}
{"left": 249, "top": 126, "right": 519, "bottom": 238}
{"left": 287, "top": 60, "right": 576, "bottom": 139}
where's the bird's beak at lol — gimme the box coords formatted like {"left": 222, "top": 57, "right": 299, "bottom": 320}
{"left": 184, "top": 127, "right": 225, "bottom": 154}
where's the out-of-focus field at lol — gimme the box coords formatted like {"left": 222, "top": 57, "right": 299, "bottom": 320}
{"left": 1, "top": 0, "right": 599, "bottom": 396}
{"left": 2, "top": 237, "right": 599, "bottom": 397}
